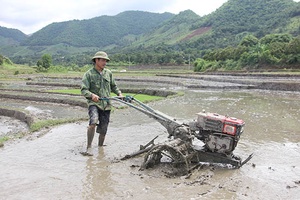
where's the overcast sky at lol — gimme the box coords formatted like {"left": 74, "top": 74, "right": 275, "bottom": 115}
{"left": 0, "top": 0, "right": 229, "bottom": 34}
{"left": 1, "top": 0, "right": 299, "bottom": 35}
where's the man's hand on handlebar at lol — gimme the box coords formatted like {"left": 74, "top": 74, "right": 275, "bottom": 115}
{"left": 91, "top": 93, "right": 100, "bottom": 102}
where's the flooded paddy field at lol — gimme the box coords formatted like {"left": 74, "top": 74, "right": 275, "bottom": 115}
{"left": 0, "top": 74, "right": 300, "bottom": 200}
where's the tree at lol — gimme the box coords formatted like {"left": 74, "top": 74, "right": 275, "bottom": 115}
{"left": 239, "top": 35, "right": 259, "bottom": 47}
{"left": 0, "top": 55, "right": 13, "bottom": 65}
{"left": 0, "top": 55, "right": 3, "bottom": 65}
{"left": 260, "top": 34, "right": 292, "bottom": 45}
{"left": 37, "top": 54, "right": 52, "bottom": 72}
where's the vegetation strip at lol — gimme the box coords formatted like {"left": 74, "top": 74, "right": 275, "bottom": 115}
{"left": 0, "top": 88, "right": 176, "bottom": 144}
{"left": 0, "top": 93, "right": 87, "bottom": 107}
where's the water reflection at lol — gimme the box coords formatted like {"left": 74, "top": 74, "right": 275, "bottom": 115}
{"left": 0, "top": 88, "right": 299, "bottom": 200}
{"left": 82, "top": 148, "right": 115, "bottom": 199}
{"left": 150, "top": 89, "right": 300, "bottom": 143}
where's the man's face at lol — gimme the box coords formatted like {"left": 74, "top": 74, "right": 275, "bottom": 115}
{"left": 95, "top": 58, "right": 108, "bottom": 71}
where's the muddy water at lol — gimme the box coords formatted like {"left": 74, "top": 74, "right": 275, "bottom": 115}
{"left": 0, "top": 116, "right": 28, "bottom": 137}
{"left": 0, "top": 89, "right": 299, "bottom": 200}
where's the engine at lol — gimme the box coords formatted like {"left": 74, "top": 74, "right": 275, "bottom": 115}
{"left": 190, "top": 112, "right": 245, "bottom": 155}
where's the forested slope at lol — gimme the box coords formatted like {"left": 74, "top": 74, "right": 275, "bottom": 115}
{"left": 0, "top": 0, "right": 299, "bottom": 68}
{"left": 21, "top": 11, "right": 174, "bottom": 47}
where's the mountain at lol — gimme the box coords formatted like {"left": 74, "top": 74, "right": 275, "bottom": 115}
{"left": 128, "top": 10, "right": 203, "bottom": 47}
{"left": 0, "top": 26, "right": 28, "bottom": 46}
{"left": 135, "top": 0, "right": 300, "bottom": 51}
{"left": 0, "top": 0, "right": 299, "bottom": 66}
{"left": 22, "top": 11, "right": 174, "bottom": 47}
{"left": 194, "top": 0, "right": 300, "bottom": 48}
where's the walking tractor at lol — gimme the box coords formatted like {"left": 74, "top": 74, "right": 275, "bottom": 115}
{"left": 107, "top": 95, "right": 253, "bottom": 174}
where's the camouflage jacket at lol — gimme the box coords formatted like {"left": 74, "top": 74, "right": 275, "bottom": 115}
{"left": 81, "top": 67, "right": 121, "bottom": 110}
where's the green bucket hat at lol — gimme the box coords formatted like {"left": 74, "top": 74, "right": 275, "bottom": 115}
{"left": 92, "top": 51, "right": 110, "bottom": 61}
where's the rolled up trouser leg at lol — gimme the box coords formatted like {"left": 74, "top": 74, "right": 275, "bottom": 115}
{"left": 87, "top": 105, "right": 99, "bottom": 149}
{"left": 96, "top": 110, "right": 110, "bottom": 146}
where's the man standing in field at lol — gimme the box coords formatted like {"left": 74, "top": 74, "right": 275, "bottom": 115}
{"left": 81, "top": 51, "right": 123, "bottom": 156}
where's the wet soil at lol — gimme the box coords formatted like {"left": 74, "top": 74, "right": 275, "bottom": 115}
{"left": 0, "top": 74, "right": 299, "bottom": 199}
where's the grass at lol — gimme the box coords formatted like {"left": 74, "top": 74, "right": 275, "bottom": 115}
{"left": 27, "top": 92, "right": 163, "bottom": 133}
{"left": 113, "top": 65, "right": 193, "bottom": 75}
{"left": 0, "top": 63, "right": 36, "bottom": 76}
{"left": 47, "top": 89, "right": 81, "bottom": 95}
{"left": 0, "top": 118, "right": 88, "bottom": 147}
{"left": 47, "top": 89, "right": 164, "bottom": 102}
{"left": 0, "top": 83, "right": 165, "bottom": 146}
{"left": 29, "top": 118, "right": 87, "bottom": 132}
{"left": 27, "top": 89, "right": 164, "bottom": 133}
{"left": 0, "top": 136, "right": 10, "bottom": 147}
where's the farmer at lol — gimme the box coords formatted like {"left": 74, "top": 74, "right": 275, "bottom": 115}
{"left": 81, "top": 51, "right": 123, "bottom": 156}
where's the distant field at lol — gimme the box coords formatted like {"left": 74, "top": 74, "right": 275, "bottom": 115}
{"left": 47, "top": 89, "right": 163, "bottom": 102}
{"left": 0, "top": 63, "right": 35, "bottom": 76}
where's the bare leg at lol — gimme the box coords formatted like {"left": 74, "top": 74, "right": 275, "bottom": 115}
{"left": 82, "top": 124, "right": 95, "bottom": 156}
{"left": 87, "top": 124, "right": 96, "bottom": 148}
{"left": 98, "top": 133, "right": 106, "bottom": 146}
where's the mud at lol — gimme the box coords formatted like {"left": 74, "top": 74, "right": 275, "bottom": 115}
{"left": 0, "top": 115, "right": 28, "bottom": 138}
{"left": 0, "top": 74, "right": 300, "bottom": 199}
{"left": 0, "top": 107, "right": 34, "bottom": 126}
{"left": 157, "top": 74, "right": 300, "bottom": 91}
{"left": 15, "top": 72, "right": 300, "bottom": 91}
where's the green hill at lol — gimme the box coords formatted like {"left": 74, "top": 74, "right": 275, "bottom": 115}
{"left": 129, "top": 10, "right": 203, "bottom": 47}
{"left": 135, "top": 0, "right": 300, "bottom": 51}
{"left": 0, "top": 26, "right": 28, "bottom": 46}
{"left": 192, "top": 0, "right": 300, "bottom": 49}
{"left": 0, "top": 0, "right": 299, "bottom": 67}
{"left": 22, "top": 11, "right": 174, "bottom": 47}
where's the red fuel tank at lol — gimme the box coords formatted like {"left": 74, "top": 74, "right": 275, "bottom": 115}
{"left": 197, "top": 112, "right": 245, "bottom": 136}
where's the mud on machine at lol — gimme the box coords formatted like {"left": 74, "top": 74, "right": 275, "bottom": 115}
{"left": 104, "top": 95, "right": 253, "bottom": 175}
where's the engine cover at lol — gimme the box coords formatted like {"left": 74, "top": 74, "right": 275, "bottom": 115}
{"left": 206, "top": 134, "right": 234, "bottom": 154}
{"left": 196, "top": 112, "right": 245, "bottom": 136}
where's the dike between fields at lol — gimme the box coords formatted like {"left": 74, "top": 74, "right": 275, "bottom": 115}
{"left": 0, "top": 73, "right": 299, "bottom": 137}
